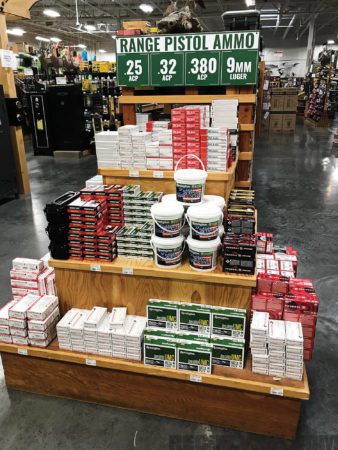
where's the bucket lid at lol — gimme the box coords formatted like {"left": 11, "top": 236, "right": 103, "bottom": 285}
{"left": 187, "top": 204, "right": 222, "bottom": 220}
{"left": 204, "top": 195, "right": 226, "bottom": 210}
{"left": 174, "top": 168, "right": 208, "bottom": 182}
{"left": 161, "top": 194, "right": 178, "bottom": 204}
{"left": 187, "top": 236, "right": 221, "bottom": 249}
{"left": 151, "top": 202, "right": 184, "bottom": 217}
{"left": 151, "top": 234, "right": 185, "bottom": 246}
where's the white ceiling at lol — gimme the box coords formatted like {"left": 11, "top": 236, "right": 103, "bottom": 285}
{"left": 7, "top": 0, "right": 338, "bottom": 49}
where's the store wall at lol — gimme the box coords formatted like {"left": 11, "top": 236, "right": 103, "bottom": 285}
{"left": 95, "top": 51, "right": 116, "bottom": 62}
{"left": 262, "top": 47, "right": 307, "bottom": 78}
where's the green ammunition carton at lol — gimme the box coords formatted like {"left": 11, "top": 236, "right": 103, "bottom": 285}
{"left": 143, "top": 335, "right": 177, "bottom": 369}
{"left": 147, "top": 299, "right": 179, "bottom": 330}
{"left": 178, "top": 303, "right": 211, "bottom": 335}
{"left": 177, "top": 340, "right": 212, "bottom": 374}
{"left": 211, "top": 306, "right": 246, "bottom": 338}
{"left": 211, "top": 336, "right": 245, "bottom": 368}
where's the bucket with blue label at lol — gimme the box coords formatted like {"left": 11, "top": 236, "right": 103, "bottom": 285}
{"left": 151, "top": 235, "right": 185, "bottom": 268}
{"left": 187, "top": 204, "right": 223, "bottom": 241}
{"left": 174, "top": 155, "right": 208, "bottom": 205}
{"left": 187, "top": 236, "right": 221, "bottom": 272}
{"left": 151, "top": 202, "right": 185, "bottom": 239}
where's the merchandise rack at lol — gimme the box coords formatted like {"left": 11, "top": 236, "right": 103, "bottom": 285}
{"left": 99, "top": 156, "right": 238, "bottom": 198}
{"left": 119, "top": 85, "right": 257, "bottom": 188}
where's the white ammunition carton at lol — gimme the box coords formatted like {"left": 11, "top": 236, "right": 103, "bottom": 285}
{"left": 9, "top": 317, "right": 27, "bottom": 329}
{"left": 27, "top": 295, "right": 59, "bottom": 320}
{"left": 109, "top": 307, "right": 127, "bottom": 328}
{"left": 285, "top": 321, "right": 303, "bottom": 347}
{"left": 9, "top": 294, "right": 40, "bottom": 319}
{"left": 28, "top": 307, "right": 60, "bottom": 331}
{"left": 84, "top": 306, "right": 108, "bottom": 329}
{"left": 0, "top": 300, "right": 17, "bottom": 325}
{"left": 0, "top": 334, "right": 12, "bottom": 344}
{"left": 251, "top": 311, "right": 269, "bottom": 336}
{"left": 12, "top": 336, "right": 29, "bottom": 345}
{"left": 12, "top": 258, "right": 44, "bottom": 273}
{"left": 0, "top": 325, "right": 10, "bottom": 335}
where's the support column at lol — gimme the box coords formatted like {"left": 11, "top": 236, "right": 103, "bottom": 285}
{"left": 306, "top": 17, "right": 316, "bottom": 72}
{"left": 0, "top": 13, "right": 30, "bottom": 194}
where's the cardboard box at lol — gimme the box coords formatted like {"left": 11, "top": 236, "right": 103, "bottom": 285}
{"left": 283, "top": 114, "right": 296, "bottom": 132}
{"left": 147, "top": 299, "right": 179, "bottom": 330}
{"left": 284, "top": 95, "right": 298, "bottom": 112}
{"left": 269, "top": 114, "right": 283, "bottom": 132}
{"left": 178, "top": 304, "right": 211, "bottom": 335}
{"left": 211, "top": 307, "right": 246, "bottom": 338}
{"left": 270, "top": 95, "right": 285, "bottom": 112}
{"left": 211, "top": 336, "right": 245, "bottom": 368}
{"left": 144, "top": 335, "right": 177, "bottom": 369}
{"left": 177, "top": 341, "right": 212, "bottom": 373}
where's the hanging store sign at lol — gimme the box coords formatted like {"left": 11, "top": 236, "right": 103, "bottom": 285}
{"left": 116, "top": 31, "right": 260, "bottom": 87}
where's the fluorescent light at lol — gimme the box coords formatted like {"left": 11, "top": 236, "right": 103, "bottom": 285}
{"left": 36, "top": 36, "right": 51, "bottom": 42}
{"left": 245, "top": 0, "right": 255, "bottom": 7}
{"left": 50, "top": 37, "right": 61, "bottom": 43}
{"left": 261, "top": 14, "right": 278, "bottom": 17}
{"left": 98, "top": 49, "right": 107, "bottom": 53}
{"left": 43, "top": 9, "right": 60, "bottom": 18}
{"left": 7, "top": 28, "right": 25, "bottom": 36}
{"left": 327, "top": 40, "right": 335, "bottom": 44}
{"left": 261, "top": 25, "right": 292, "bottom": 28}
{"left": 78, "top": 44, "right": 87, "bottom": 49}
{"left": 139, "top": 3, "right": 154, "bottom": 13}
{"left": 84, "top": 24, "right": 96, "bottom": 31}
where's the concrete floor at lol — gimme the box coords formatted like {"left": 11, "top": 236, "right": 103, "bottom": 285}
{"left": 0, "top": 121, "right": 337, "bottom": 449}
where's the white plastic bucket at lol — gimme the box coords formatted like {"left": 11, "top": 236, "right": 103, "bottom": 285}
{"left": 161, "top": 194, "right": 178, "bottom": 204}
{"left": 204, "top": 195, "right": 226, "bottom": 211}
{"left": 151, "top": 202, "right": 185, "bottom": 238}
{"left": 151, "top": 235, "right": 185, "bottom": 268}
{"left": 187, "top": 236, "right": 221, "bottom": 272}
{"left": 186, "top": 204, "right": 223, "bottom": 241}
{"left": 174, "top": 155, "right": 208, "bottom": 205}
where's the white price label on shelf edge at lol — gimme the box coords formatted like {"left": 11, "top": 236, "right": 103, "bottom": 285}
{"left": 190, "top": 374, "right": 202, "bottom": 383}
{"left": 122, "top": 267, "right": 133, "bottom": 275}
{"left": 153, "top": 171, "right": 164, "bottom": 179}
{"left": 86, "top": 358, "right": 97, "bottom": 366}
{"left": 17, "top": 348, "right": 28, "bottom": 356}
{"left": 270, "top": 387, "right": 284, "bottom": 396}
{"left": 90, "top": 264, "right": 101, "bottom": 272}
{"left": 129, "top": 170, "right": 139, "bottom": 178}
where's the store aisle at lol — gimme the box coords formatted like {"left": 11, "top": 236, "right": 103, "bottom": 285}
{"left": 0, "top": 122, "right": 337, "bottom": 449}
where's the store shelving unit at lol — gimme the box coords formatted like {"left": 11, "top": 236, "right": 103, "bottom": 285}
{"left": 0, "top": 256, "right": 309, "bottom": 439}
{"left": 99, "top": 156, "right": 237, "bottom": 198}
{"left": 119, "top": 85, "right": 257, "bottom": 188}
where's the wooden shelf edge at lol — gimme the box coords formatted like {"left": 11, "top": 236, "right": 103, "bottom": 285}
{"left": 98, "top": 167, "right": 234, "bottom": 182}
{"left": 0, "top": 342, "right": 310, "bottom": 400}
{"left": 235, "top": 180, "right": 252, "bottom": 188}
{"left": 240, "top": 124, "right": 255, "bottom": 132}
{"left": 238, "top": 152, "right": 253, "bottom": 161}
{"left": 119, "top": 94, "right": 257, "bottom": 105}
{"left": 49, "top": 257, "right": 257, "bottom": 288}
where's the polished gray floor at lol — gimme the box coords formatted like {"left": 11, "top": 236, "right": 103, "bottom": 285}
{"left": 0, "top": 121, "right": 337, "bottom": 449}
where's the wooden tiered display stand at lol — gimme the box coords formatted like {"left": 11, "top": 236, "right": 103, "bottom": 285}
{"left": 0, "top": 254, "right": 309, "bottom": 439}
{"left": 113, "top": 84, "right": 257, "bottom": 188}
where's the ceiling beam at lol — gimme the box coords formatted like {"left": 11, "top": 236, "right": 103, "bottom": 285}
{"left": 283, "top": 13, "right": 296, "bottom": 39}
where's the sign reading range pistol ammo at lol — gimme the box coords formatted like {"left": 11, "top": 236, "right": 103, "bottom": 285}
{"left": 116, "top": 31, "right": 260, "bottom": 87}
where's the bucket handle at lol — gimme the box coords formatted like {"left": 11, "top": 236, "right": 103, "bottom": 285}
{"left": 151, "top": 241, "right": 186, "bottom": 261}
{"left": 174, "top": 154, "right": 206, "bottom": 172}
{"left": 186, "top": 213, "right": 224, "bottom": 237}
{"left": 151, "top": 213, "right": 186, "bottom": 234}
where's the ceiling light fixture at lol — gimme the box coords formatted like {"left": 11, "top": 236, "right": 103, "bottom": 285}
{"left": 36, "top": 36, "right": 51, "bottom": 42}
{"left": 139, "top": 3, "right": 154, "bottom": 13}
{"left": 78, "top": 44, "right": 87, "bottom": 49}
{"left": 50, "top": 37, "right": 62, "bottom": 43}
{"left": 327, "top": 39, "right": 335, "bottom": 44}
{"left": 98, "top": 49, "right": 107, "bottom": 53}
{"left": 7, "top": 28, "right": 25, "bottom": 36}
{"left": 245, "top": 0, "right": 255, "bottom": 7}
{"left": 84, "top": 24, "right": 96, "bottom": 31}
{"left": 43, "top": 9, "right": 60, "bottom": 18}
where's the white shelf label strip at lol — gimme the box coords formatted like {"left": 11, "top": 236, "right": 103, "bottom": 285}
{"left": 270, "top": 387, "right": 284, "bottom": 396}
{"left": 122, "top": 267, "right": 134, "bottom": 275}
{"left": 17, "top": 348, "right": 28, "bottom": 356}
{"left": 86, "top": 358, "right": 97, "bottom": 366}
